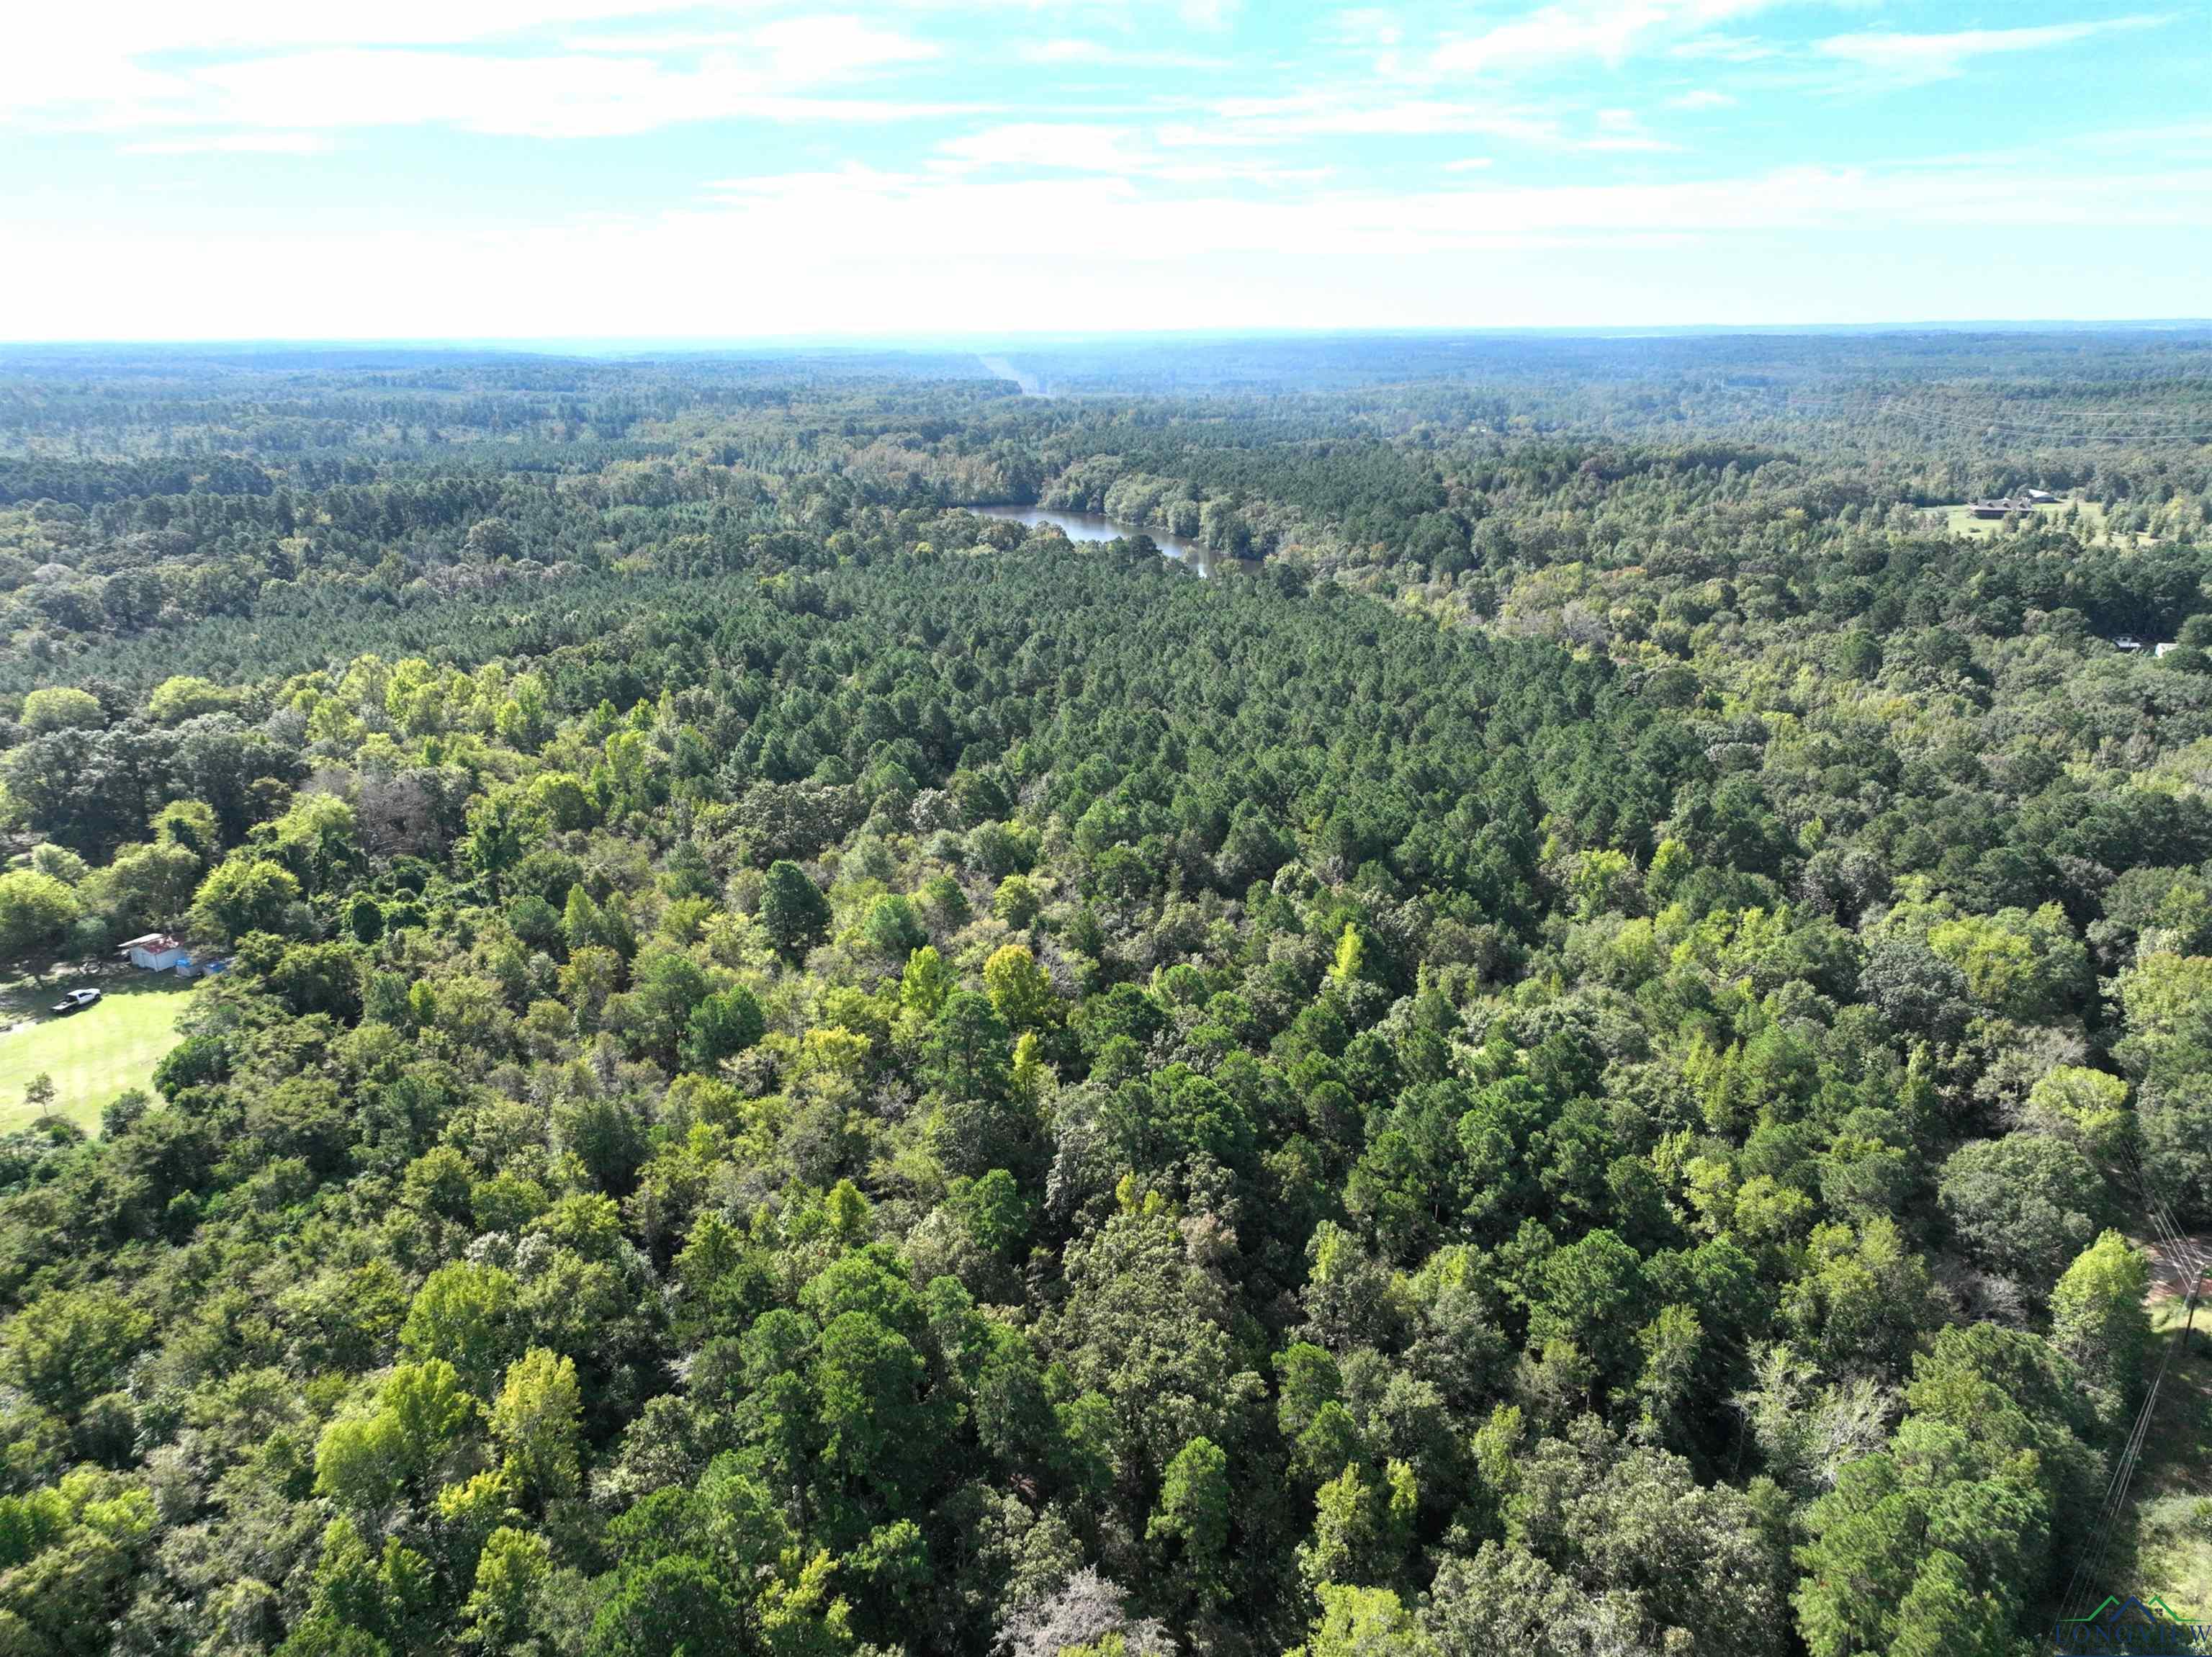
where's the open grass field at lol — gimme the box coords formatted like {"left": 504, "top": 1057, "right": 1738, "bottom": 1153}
{"left": 0, "top": 975, "right": 193, "bottom": 1135}
{"left": 1940, "top": 500, "right": 2077, "bottom": 539}
{"left": 1930, "top": 497, "right": 2149, "bottom": 544}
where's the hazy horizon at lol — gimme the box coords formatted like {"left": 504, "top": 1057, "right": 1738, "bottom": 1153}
{"left": 8, "top": 318, "right": 2212, "bottom": 355}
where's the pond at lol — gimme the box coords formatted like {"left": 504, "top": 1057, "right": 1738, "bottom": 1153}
{"left": 966, "top": 505, "right": 1218, "bottom": 575}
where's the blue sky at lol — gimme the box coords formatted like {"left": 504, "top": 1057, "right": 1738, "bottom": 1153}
{"left": 6, "top": 1, "right": 2209, "bottom": 341}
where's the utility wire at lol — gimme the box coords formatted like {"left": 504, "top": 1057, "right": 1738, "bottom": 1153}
{"left": 2053, "top": 1151, "right": 2202, "bottom": 1630}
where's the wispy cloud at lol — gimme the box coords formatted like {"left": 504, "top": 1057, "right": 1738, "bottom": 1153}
{"left": 1323, "top": 7, "right": 1410, "bottom": 76}
{"left": 1162, "top": 89, "right": 1686, "bottom": 157}
{"left": 1817, "top": 16, "right": 2169, "bottom": 89}
{"left": 935, "top": 122, "right": 1326, "bottom": 184}
{"left": 5, "top": 1, "right": 2206, "bottom": 341}
{"left": 121, "top": 131, "right": 333, "bottom": 156}
{"left": 1429, "top": 0, "right": 1781, "bottom": 78}
{"left": 696, "top": 153, "right": 2212, "bottom": 261}
{"left": 16, "top": 1, "right": 697, "bottom": 58}
{"left": 1583, "top": 107, "right": 1678, "bottom": 153}
{"left": 16, "top": 148, "right": 2212, "bottom": 340}
{"left": 1164, "top": 91, "right": 1563, "bottom": 148}
{"left": 1665, "top": 32, "right": 1779, "bottom": 63}
{"left": 559, "top": 16, "right": 936, "bottom": 73}
{"left": 937, "top": 122, "right": 1149, "bottom": 174}
{"left": 19, "top": 14, "right": 955, "bottom": 140}
{"left": 752, "top": 14, "right": 940, "bottom": 79}
{"left": 195, "top": 50, "right": 958, "bottom": 139}
{"left": 2072, "top": 117, "right": 2212, "bottom": 160}
{"left": 1016, "top": 37, "right": 1231, "bottom": 69}
{"left": 1174, "top": 0, "right": 1241, "bottom": 28}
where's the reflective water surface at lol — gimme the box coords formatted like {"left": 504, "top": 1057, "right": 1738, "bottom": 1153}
{"left": 966, "top": 505, "right": 1215, "bottom": 575}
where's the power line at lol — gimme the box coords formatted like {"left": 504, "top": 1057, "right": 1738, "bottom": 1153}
{"left": 2056, "top": 1317, "right": 2185, "bottom": 1630}
{"left": 2052, "top": 1154, "right": 2203, "bottom": 1631}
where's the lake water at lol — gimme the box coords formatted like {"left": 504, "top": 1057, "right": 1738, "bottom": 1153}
{"left": 967, "top": 505, "right": 1215, "bottom": 575}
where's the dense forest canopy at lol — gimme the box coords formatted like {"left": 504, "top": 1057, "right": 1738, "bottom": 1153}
{"left": 0, "top": 331, "right": 2208, "bottom": 1657}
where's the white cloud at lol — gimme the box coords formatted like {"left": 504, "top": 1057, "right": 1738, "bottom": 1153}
{"left": 1666, "top": 33, "right": 1777, "bottom": 63}
{"left": 1016, "top": 37, "right": 1231, "bottom": 68}
{"left": 2072, "top": 118, "right": 2212, "bottom": 160}
{"left": 1162, "top": 89, "right": 1686, "bottom": 156}
{"left": 1327, "top": 8, "right": 1403, "bottom": 50}
{"left": 752, "top": 14, "right": 938, "bottom": 79}
{"left": 938, "top": 122, "right": 1148, "bottom": 173}
{"left": 18, "top": 0, "right": 700, "bottom": 57}
{"left": 7, "top": 8, "right": 947, "bottom": 138}
{"left": 1, "top": 0, "right": 689, "bottom": 122}
{"left": 17, "top": 14, "right": 954, "bottom": 140}
{"left": 1429, "top": 0, "right": 1779, "bottom": 78}
{"left": 1817, "top": 17, "right": 2167, "bottom": 89}
{"left": 3, "top": 4, "right": 2203, "bottom": 342}
{"left": 121, "top": 130, "right": 332, "bottom": 155}
{"left": 1323, "top": 7, "right": 1410, "bottom": 75}
{"left": 11, "top": 153, "right": 2211, "bottom": 340}
{"left": 1432, "top": 6, "right": 1652, "bottom": 74}
{"left": 558, "top": 27, "right": 788, "bottom": 53}
{"left": 6, "top": 0, "right": 1210, "bottom": 68}
{"left": 676, "top": 156, "right": 2212, "bottom": 256}
{"left": 555, "top": 15, "right": 933, "bottom": 73}
{"left": 1164, "top": 91, "right": 1563, "bottom": 147}
{"left": 1582, "top": 107, "right": 1677, "bottom": 152}
{"left": 200, "top": 50, "right": 961, "bottom": 138}
{"left": 1019, "top": 38, "right": 1107, "bottom": 62}
{"left": 1175, "top": 0, "right": 1240, "bottom": 27}
{"left": 934, "top": 123, "right": 1325, "bottom": 184}
{"left": 626, "top": 156, "right": 2212, "bottom": 269}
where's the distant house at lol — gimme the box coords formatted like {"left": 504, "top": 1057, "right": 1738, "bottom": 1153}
{"left": 119, "top": 933, "right": 189, "bottom": 971}
{"left": 1969, "top": 493, "right": 2053, "bottom": 519}
{"left": 2113, "top": 635, "right": 2144, "bottom": 652}
{"left": 2155, "top": 642, "right": 2178, "bottom": 657}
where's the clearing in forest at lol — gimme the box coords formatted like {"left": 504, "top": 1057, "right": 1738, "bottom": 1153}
{"left": 0, "top": 976, "right": 193, "bottom": 1135}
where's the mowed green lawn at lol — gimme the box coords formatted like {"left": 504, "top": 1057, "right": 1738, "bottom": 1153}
{"left": 0, "top": 978, "right": 194, "bottom": 1134}
{"left": 1940, "top": 501, "right": 2064, "bottom": 539}
{"left": 1936, "top": 499, "right": 2123, "bottom": 542}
